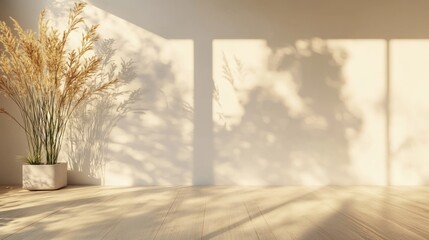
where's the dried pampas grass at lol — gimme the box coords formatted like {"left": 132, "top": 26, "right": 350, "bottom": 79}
{"left": 0, "top": 2, "right": 117, "bottom": 164}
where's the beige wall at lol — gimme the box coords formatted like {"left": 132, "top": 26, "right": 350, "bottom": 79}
{"left": 1, "top": 0, "right": 429, "bottom": 185}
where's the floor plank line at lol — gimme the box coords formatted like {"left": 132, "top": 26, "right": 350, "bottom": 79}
{"left": 243, "top": 200, "right": 277, "bottom": 240}
{"left": 0, "top": 187, "right": 106, "bottom": 240}
{"left": 2, "top": 187, "right": 133, "bottom": 240}
{"left": 248, "top": 187, "right": 329, "bottom": 240}
{"left": 325, "top": 187, "right": 427, "bottom": 240}
{"left": 200, "top": 201, "right": 207, "bottom": 240}
{"left": 101, "top": 186, "right": 180, "bottom": 240}
{"left": 152, "top": 187, "right": 183, "bottom": 240}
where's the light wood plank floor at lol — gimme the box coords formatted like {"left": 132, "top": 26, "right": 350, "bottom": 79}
{"left": 0, "top": 186, "right": 428, "bottom": 240}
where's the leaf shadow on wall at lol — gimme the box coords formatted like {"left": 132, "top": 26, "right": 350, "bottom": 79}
{"left": 214, "top": 40, "right": 363, "bottom": 185}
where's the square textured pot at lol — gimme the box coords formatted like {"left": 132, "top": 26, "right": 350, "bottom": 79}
{"left": 22, "top": 162, "right": 67, "bottom": 190}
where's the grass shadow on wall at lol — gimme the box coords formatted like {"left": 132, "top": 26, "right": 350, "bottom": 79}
{"left": 103, "top": 52, "right": 194, "bottom": 185}
{"left": 85, "top": 6, "right": 195, "bottom": 186}
{"left": 47, "top": 1, "right": 196, "bottom": 185}
{"left": 95, "top": 37, "right": 193, "bottom": 185}
{"left": 65, "top": 38, "right": 142, "bottom": 185}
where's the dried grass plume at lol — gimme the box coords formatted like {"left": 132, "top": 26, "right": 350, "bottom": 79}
{"left": 0, "top": 2, "right": 117, "bottom": 164}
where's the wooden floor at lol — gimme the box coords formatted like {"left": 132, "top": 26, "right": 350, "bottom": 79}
{"left": 0, "top": 186, "right": 428, "bottom": 240}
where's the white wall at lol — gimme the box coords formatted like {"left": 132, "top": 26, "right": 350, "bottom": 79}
{"left": 1, "top": 0, "right": 429, "bottom": 186}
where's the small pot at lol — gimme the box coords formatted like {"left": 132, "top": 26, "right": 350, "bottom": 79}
{"left": 22, "top": 162, "right": 67, "bottom": 190}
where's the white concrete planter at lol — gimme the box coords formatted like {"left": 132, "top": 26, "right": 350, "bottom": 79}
{"left": 22, "top": 162, "right": 67, "bottom": 190}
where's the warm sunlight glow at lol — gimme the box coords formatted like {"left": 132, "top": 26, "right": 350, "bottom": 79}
{"left": 391, "top": 40, "right": 429, "bottom": 185}
{"left": 213, "top": 39, "right": 386, "bottom": 185}
{"left": 328, "top": 40, "right": 387, "bottom": 185}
